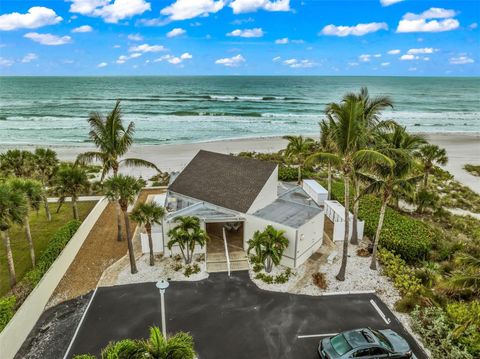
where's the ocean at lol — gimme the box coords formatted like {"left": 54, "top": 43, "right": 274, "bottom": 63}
{"left": 0, "top": 76, "right": 479, "bottom": 146}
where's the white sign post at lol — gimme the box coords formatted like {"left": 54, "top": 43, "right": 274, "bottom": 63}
{"left": 156, "top": 279, "right": 170, "bottom": 338}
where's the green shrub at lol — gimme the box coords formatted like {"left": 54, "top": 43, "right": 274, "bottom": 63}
{"left": 0, "top": 295, "right": 16, "bottom": 332}
{"left": 446, "top": 301, "right": 480, "bottom": 356}
{"left": 378, "top": 249, "right": 422, "bottom": 296}
{"left": 183, "top": 264, "right": 200, "bottom": 277}
{"left": 255, "top": 272, "right": 274, "bottom": 284}
{"left": 73, "top": 355, "right": 96, "bottom": 359}
{"left": 252, "top": 263, "right": 263, "bottom": 273}
{"left": 274, "top": 268, "right": 292, "bottom": 284}
{"left": 411, "top": 306, "right": 473, "bottom": 359}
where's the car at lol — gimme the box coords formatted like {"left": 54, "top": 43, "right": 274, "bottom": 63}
{"left": 318, "top": 328, "right": 413, "bottom": 358}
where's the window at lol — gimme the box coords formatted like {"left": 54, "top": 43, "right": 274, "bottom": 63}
{"left": 330, "top": 334, "right": 352, "bottom": 356}
{"left": 369, "top": 347, "right": 388, "bottom": 356}
{"left": 353, "top": 348, "right": 371, "bottom": 357}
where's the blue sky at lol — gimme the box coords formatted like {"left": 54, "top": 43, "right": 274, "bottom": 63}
{"left": 0, "top": 0, "right": 478, "bottom": 76}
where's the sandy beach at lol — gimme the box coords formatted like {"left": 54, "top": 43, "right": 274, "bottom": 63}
{"left": 1, "top": 133, "right": 479, "bottom": 193}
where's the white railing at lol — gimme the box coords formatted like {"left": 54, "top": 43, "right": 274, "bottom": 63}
{"left": 222, "top": 227, "right": 231, "bottom": 277}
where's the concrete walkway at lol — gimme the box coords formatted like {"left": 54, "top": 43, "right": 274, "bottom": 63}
{"left": 47, "top": 196, "right": 103, "bottom": 203}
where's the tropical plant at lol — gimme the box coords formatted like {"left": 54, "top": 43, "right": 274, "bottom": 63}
{"left": 9, "top": 178, "right": 44, "bottom": 267}
{"left": 54, "top": 164, "right": 90, "bottom": 220}
{"left": 318, "top": 118, "right": 337, "bottom": 199}
{"left": 247, "top": 225, "right": 289, "bottom": 273}
{"left": 0, "top": 183, "right": 28, "bottom": 288}
{"left": 306, "top": 95, "right": 393, "bottom": 280}
{"left": 417, "top": 144, "right": 448, "bottom": 187}
{"left": 130, "top": 202, "right": 166, "bottom": 266}
{"left": 104, "top": 175, "right": 144, "bottom": 274}
{"left": 0, "top": 149, "right": 35, "bottom": 178}
{"left": 33, "top": 148, "right": 59, "bottom": 221}
{"left": 167, "top": 216, "right": 208, "bottom": 265}
{"left": 281, "top": 135, "right": 315, "bottom": 184}
{"left": 443, "top": 253, "right": 480, "bottom": 298}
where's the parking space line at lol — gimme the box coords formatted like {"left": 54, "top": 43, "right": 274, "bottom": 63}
{"left": 297, "top": 333, "right": 337, "bottom": 339}
{"left": 370, "top": 299, "right": 391, "bottom": 325}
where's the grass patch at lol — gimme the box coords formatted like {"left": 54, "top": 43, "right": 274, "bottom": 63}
{"left": 0, "top": 201, "right": 96, "bottom": 296}
{"left": 464, "top": 164, "right": 480, "bottom": 177}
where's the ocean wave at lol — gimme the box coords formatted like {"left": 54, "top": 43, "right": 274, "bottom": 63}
{"left": 168, "top": 111, "right": 263, "bottom": 117}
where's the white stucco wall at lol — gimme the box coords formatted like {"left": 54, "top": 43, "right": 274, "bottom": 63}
{"left": 295, "top": 213, "right": 324, "bottom": 267}
{"left": 161, "top": 218, "right": 206, "bottom": 257}
{"left": 246, "top": 166, "right": 278, "bottom": 214}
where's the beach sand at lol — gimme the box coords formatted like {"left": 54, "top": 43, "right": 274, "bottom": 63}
{"left": 2, "top": 133, "right": 479, "bottom": 193}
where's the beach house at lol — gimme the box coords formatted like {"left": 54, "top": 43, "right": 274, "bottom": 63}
{"left": 145, "top": 150, "right": 327, "bottom": 272}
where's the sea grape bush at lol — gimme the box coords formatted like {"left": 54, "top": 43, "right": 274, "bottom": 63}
{"left": 0, "top": 295, "right": 16, "bottom": 332}
{"left": 377, "top": 249, "right": 422, "bottom": 296}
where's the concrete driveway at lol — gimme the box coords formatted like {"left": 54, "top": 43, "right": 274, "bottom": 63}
{"left": 66, "top": 271, "right": 426, "bottom": 359}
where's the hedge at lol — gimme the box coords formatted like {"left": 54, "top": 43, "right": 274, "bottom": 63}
{"left": 0, "top": 220, "right": 81, "bottom": 333}
{"left": 327, "top": 180, "right": 434, "bottom": 262}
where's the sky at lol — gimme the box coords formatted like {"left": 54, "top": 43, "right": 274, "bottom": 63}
{"left": 0, "top": 0, "right": 478, "bottom": 76}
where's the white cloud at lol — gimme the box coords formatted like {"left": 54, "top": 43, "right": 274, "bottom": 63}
{"left": 380, "top": 0, "right": 404, "bottom": 6}
{"left": 373, "top": 53, "right": 382, "bottom": 58}
{"left": 449, "top": 56, "right": 474, "bottom": 65}
{"left": 407, "top": 47, "right": 437, "bottom": 54}
{"left": 408, "top": 67, "right": 417, "bottom": 71}
{"left": 230, "top": 0, "right": 290, "bottom": 14}
{"left": 113, "top": 44, "right": 121, "bottom": 48}
{"left": 69, "top": 0, "right": 150, "bottom": 23}
{"left": 116, "top": 54, "right": 139, "bottom": 64}
{"left": 0, "top": 6, "right": 62, "bottom": 31}
{"left": 72, "top": 25, "right": 93, "bottom": 33}
{"left": 97, "top": 62, "right": 108, "bottom": 67}
{"left": 348, "top": 62, "right": 359, "bottom": 67}
{"left": 272, "top": 56, "right": 281, "bottom": 62}
{"left": 167, "top": 28, "right": 186, "bottom": 38}
{"left": 275, "top": 37, "right": 289, "bottom": 44}
{"left": 469, "top": 22, "right": 478, "bottom": 29}
{"left": 381, "top": 62, "right": 390, "bottom": 66}
{"left": 321, "top": 22, "right": 388, "bottom": 37}
{"left": 231, "top": 17, "right": 254, "bottom": 25}
{"left": 387, "top": 49, "right": 401, "bottom": 55}
{"left": 129, "top": 43, "right": 166, "bottom": 53}
{"left": 400, "top": 54, "right": 418, "bottom": 60}
{"left": 128, "top": 33, "right": 143, "bottom": 41}
{"left": 129, "top": 52, "right": 142, "bottom": 58}
{"left": 154, "top": 52, "right": 193, "bottom": 65}
{"left": 215, "top": 54, "right": 245, "bottom": 67}
{"left": 359, "top": 54, "right": 371, "bottom": 62}
{"left": 0, "top": 57, "right": 14, "bottom": 67}
{"left": 160, "top": 0, "right": 225, "bottom": 21}
{"left": 21, "top": 53, "right": 38, "bottom": 63}
{"left": 282, "top": 58, "right": 315, "bottom": 68}
{"left": 397, "top": 7, "right": 460, "bottom": 33}
{"left": 24, "top": 32, "right": 72, "bottom": 45}
{"left": 227, "top": 28, "right": 264, "bottom": 38}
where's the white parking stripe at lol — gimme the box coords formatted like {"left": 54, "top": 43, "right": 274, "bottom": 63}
{"left": 370, "top": 299, "right": 391, "bottom": 324}
{"left": 298, "top": 333, "right": 337, "bottom": 339}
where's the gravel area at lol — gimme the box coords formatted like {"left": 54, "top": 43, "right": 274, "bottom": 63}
{"left": 115, "top": 254, "right": 208, "bottom": 285}
{"left": 248, "top": 262, "right": 305, "bottom": 293}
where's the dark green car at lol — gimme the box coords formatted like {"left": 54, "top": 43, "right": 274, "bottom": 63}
{"left": 318, "top": 328, "right": 412, "bottom": 358}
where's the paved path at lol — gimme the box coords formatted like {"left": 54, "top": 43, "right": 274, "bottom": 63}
{"left": 47, "top": 196, "right": 103, "bottom": 203}
{"left": 66, "top": 271, "right": 427, "bottom": 359}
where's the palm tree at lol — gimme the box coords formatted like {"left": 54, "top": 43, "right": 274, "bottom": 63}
{"left": 247, "top": 225, "right": 289, "bottom": 273}
{"left": 282, "top": 135, "right": 315, "bottom": 184}
{"left": 167, "top": 216, "right": 208, "bottom": 265}
{"left": 9, "top": 178, "right": 44, "bottom": 267}
{"left": 33, "top": 148, "right": 59, "bottom": 221}
{"left": 104, "top": 175, "right": 144, "bottom": 274}
{"left": 130, "top": 202, "right": 166, "bottom": 266}
{"left": 444, "top": 253, "right": 480, "bottom": 297}
{"left": 306, "top": 97, "right": 393, "bottom": 281}
{"left": 417, "top": 144, "right": 448, "bottom": 187}
{"left": 0, "top": 183, "right": 28, "bottom": 288}
{"left": 318, "top": 119, "right": 337, "bottom": 199}
{"left": 0, "top": 149, "right": 35, "bottom": 178}
{"left": 54, "top": 164, "right": 90, "bottom": 220}
{"left": 77, "top": 101, "right": 159, "bottom": 242}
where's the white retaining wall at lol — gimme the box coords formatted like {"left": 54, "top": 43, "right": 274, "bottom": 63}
{"left": 0, "top": 198, "right": 108, "bottom": 359}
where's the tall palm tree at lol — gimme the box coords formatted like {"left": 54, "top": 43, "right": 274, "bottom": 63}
{"left": 416, "top": 144, "right": 448, "bottom": 187}
{"left": 247, "top": 225, "right": 289, "bottom": 273}
{"left": 104, "top": 175, "right": 144, "bottom": 274}
{"left": 319, "top": 118, "right": 337, "bottom": 199}
{"left": 9, "top": 178, "right": 44, "bottom": 267}
{"left": 0, "top": 183, "right": 28, "bottom": 288}
{"left": 306, "top": 97, "right": 393, "bottom": 281}
{"left": 444, "top": 253, "right": 480, "bottom": 297}
{"left": 77, "top": 100, "right": 159, "bottom": 241}
{"left": 130, "top": 202, "right": 166, "bottom": 266}
{"left": 0, "top": 149, "right": 35, "bottom": 178}
{"left": 282, "top": 135, "right": 315, "bottom": 184}
{"left": 33, "top": 148, "right": 59, "bottom": 221}
{"left": 167, "top": 216, "right": 208, "bottom": 265}
{"left": 54, "top": 164, "right": 90, "bottom": 220}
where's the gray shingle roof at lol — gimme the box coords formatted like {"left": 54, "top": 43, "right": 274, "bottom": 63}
{"left": 168, "top": 150, "right": 277, "bottom": 213}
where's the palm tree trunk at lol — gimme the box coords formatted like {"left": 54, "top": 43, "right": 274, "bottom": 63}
{"left": 265, "top": 257, "right": 273, "bottom": 273}
{"left": 327, "top": 163, "right": 332, "bottom": 200}
{"left": 185, "top": 243, "right": 191, "bottom": 264}
{"left": 336, "top": 174, "right": 350, "bottom": 281}
{"left": 297, "top": 165, "right": 302, "bottom": 185}
{"left": 72, "top": 198, "right": 79, "bottom": 220}
{"left": 25, "top": 216, "right": 35, "bottom": 267}
{"left": 115, "top": 203, "right": 123, "bottom": 241}
{"left": 370, "top": 198, "right": 388, "bottom": 270}
{"left": 351, "top": 179, "right": 360, "bottom": 245}
{"left": 146, "top": 224, "right": 154, "bottom": 266}
{"left": 2, "top": 230, "right": 16, "bottom": 288}
{"left": 124, "top": 210, "right": 138, "bottom": 274}
{"left": 44, "top": 197, "right": 52, "bottom": 221}
{"left": 423, "top": 171, "right": 429, "bottom": 188}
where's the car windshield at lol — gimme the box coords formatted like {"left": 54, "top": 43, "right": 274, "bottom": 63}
{"left": 330, "top": 334, "right": 353, "bottom": 355}
{"left": 371, "top": 330, "right": 393, "bottom": 351}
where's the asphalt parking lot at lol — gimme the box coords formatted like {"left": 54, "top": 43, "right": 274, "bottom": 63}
{"left": 66, "top": 271, "right": 427, "bottom": 359}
